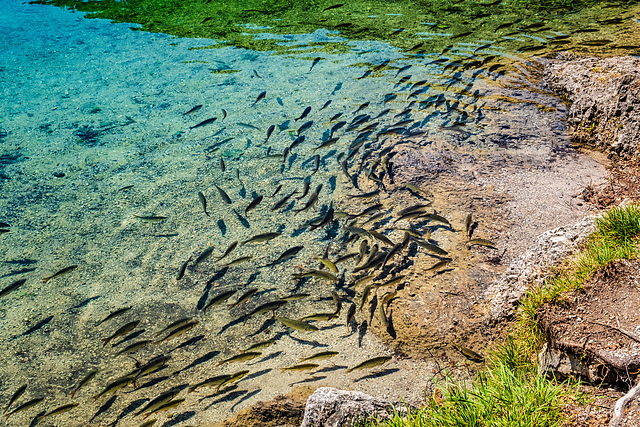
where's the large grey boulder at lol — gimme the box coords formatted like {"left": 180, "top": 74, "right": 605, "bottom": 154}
{"left": 300, "top": 387, "right": 407, "bottom": 427}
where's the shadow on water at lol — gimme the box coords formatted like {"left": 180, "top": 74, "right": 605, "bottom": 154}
{"left": 354, "top": 368, "right": 401, "bottom": 383}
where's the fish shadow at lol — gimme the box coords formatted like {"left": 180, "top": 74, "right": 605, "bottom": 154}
{"left": 232, "top": 389, "right": 262, "bottom": 412}
{"left": 358, "top": 320, "right": 368, "bottom": 347}
{"left": 160, "top": 411, "right": 196, "bottom": 427}
{"left": 354, "top": 368, "right": 400, "bottom": 382}
{"left": 290, "top": 375, "right": 327, "bottom": 386}
{"left": 315, "top": 364, "right": 347, "bottom": 374}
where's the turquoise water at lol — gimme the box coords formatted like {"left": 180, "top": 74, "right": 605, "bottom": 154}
{"left": 0, "top": 0, "right": 632, "bottom": 426}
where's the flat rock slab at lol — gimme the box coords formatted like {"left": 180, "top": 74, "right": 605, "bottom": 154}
{"left": 300, "top": 387, "right": 407, "bottom": 427}
{"left": 543, "top": 54, "right": 640, "bottom": 159}
{"left": 537, "top": 258, "right": 640, "bottom": 384}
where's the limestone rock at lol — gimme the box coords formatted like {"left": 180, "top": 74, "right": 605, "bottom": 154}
{"left": 300, "top": 387, "right": 407, "bottom": 427}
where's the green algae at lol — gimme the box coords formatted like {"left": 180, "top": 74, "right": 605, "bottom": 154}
{"left": 34, "top": 0, "right": 640, "bottom": 57}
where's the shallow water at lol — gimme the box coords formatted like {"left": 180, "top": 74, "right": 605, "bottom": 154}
{"left": 0, "top": 0, "right": 636, "bottom": 426}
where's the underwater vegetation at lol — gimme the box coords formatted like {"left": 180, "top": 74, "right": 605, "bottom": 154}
{"left": 34, "top": 0, "right": 640, "bottom": 55}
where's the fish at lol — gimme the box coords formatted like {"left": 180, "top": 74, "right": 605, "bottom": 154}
{"left": 135, "top": 389, "right": 181, "bottom": 416}
{"left": 220, "top": 158, "right": 226, "bottom": 171}
{"left": 190, "top": 117, "right": 217, "bottom": 129}
{"left": 368, "top": 230, "right": 394, "bottom": 247}
{"left": 329, "top": 111, "right": 343, "bottom": 121}
{"left": 295, "top": 106, "right": 312, "bottom": 121}
{"left": 4, "top": 397, "right": 44, "bottom": 418}
{"left": 350, "top": 189, "right": 380, "bottom": 199}
{"left": 134, "top": 215, "right": 167, "bottom": 223}
{"left": 381, "top": 291, "right": 397, "bottom": 307}
{"left": 377, "top": 275, "right": 406, "bottom": 288}
{"left": 309, "top": 57, "right": 322, "bottom": 72}
{"left": 189, "top": 375, "right": 232, "bottom": 393}
{"left": 267, "top": 245, "right": 304, "bottom": 266}
{"left": 398, "top": 204, "right": 430, "bottom": 216}
{"left": 270, "top": 184, "right": 283, "bottom": 198}
{"left": 297, "top": 120, "right": 314, "bottom": 134}
{"left": 301, "top": 312, "right": 338, "bottom": 321}
{"left": 225, "top": 256, "right": 253, "bottom": 267}
{"left": 93, "top": 375, "right": 135, "bottom": 400}
{"left": 148, "top": 398, "right": 185, "bottom": 415}
{"left": 414, "top": 239, "right": 448, "bottom": 256}
{"left": 102, "top": 321, "right": 140, "bottom": 347}
{"left": 334, "top": 253, "right": 358, "bottom": 264}
{"left": 232, "top": 288, "right": 259, "bottom": 308}
{"left": 357, "top": 70, "right": 372, "bottom": 80}
{"left": 314, "top": 137, "right": 340, "bottom": 152}
{"left": 155, "top": 317, "right": 195, "bottom": 338}
{"left": 346, "top": 304, "right": 356, "bottom": 327}
{"left": 217, "top": 370, "right": 250, "bottom": 391}
{"left": 0, "top": 278, "right": 26, "bottom": 299}
{"left": 42, "top": 265, "right": 78, "bottom": 283}
{"left": 293, "top": 270, "right": 338, "bottom": 281}
{"left": 115, "top": 340, "right": 153, "bottom": 355}
{"left": 467, "top": 238, "right": 496, "bottom": 248}
{"left": 395, "top": 64, "right": 411, "bottom": 77}
{"left": 355, "top": 274, "right": 374, "bottom": 287}
{"left": 405, "top": 183, "right": 430, "bottom": 197}
{"left": 176, "top": 256, "right": 192, "bottom": 280}
{"left": 97, "top": 307, "right": 132, "bottom": 326}
{"left": 245, "top": 195, "right": 263, "bottom": 216}
{"left": 353, "top": 102, "right": 370, "bottom": 114}
{"left": 271, "top": 191, "right": 297, "bottom": 211}
{"left": 322, "top": 3, "right": 344, "bottom": 12}
{"left": 130, "top": 355, "right": 171, "bottom": 379}
{"left": 4, "top": 385, "right": 27, "bottom": 413}
{"left": 252, "top": 91, "right": 266, "bottom": 106}
{"left": 422, "top": 213, "right": 451, "bottom": 226}
{"left": 315, "top": 257, "right": 338, "bottom": 273}
{"left": 281, "top": 363, "right": 319, "bottom": 372}
{"left": 70, "top": 369, "right": 99, "bottom": 399}
{"left": 264, "top": 124, "right": 275, "bottom": 144}
{"left": 217, "top": 351, "right": 262, "bottom": 366}
{"left": 248, "top": 300, "right": 288, "bottom": 317}
{"left": 319, "top": 100, "right": 332, "bottom": 110}
{"left": 193, "top": 246, "right": 215, "bottom": 268}
{"left": 203, "top": 289, "right": 238, "bottom": 312}
{"left": 346, "top": 355, "right": 392, "bottom": 373}
{"left": 453, "top": 344, "right": 484, "bottom": 362}
{"left": 243, "top": 339, "right": 276, "bottom": 352}
{"left": 198, "top": 191, "right": 209, "bottom": 216}
{"left": 426, "top": 257, "right": 453, "bottom": 271}
{"left": 379, "top": 305, "right": 389, "bottom": 328}
{"left": 275, "top": 316, "right": 318, "bottom": 332}
{"left": 40, "top": 403, "right": 79, "bottom": 419}
{"left": 216, "top": 241, "right": 239, "bottom": 261}
{"left": 359, "top": 285, "right": 372, "bottom": 310}
{"left": 311, "top": 155, "right": 320, "bottom": 175}
{"left": 293, "top": 192, "right": 319, "bottom": 214}
{"left": 156, "top": 320, "right": 199, "bottom": 343}
{"left": 221, "top": 108, "right": 227, "bottom": 120}
{"left": 182, "top": 104, "right": 203, "bottom": 115}
{"left": 214, "top": 184, "right": 232, "bottom": 204}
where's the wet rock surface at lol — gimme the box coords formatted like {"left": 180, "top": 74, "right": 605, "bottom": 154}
{"left": 300, "top": 387, "right": 407, "bottom": 427}
{"left": 543, "top": 53, "right": 640, "bottom": 159}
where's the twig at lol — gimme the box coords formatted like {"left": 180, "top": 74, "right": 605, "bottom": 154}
{"left": 610, "top": 377, "right": 640, "bottom": 427}
{"left": 586, "top": 320, "right": 640, "bottom": 344}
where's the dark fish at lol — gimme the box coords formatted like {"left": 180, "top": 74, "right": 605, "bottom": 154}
{"left": 319, "top": 100, "right": 332, "bottom": 111}
{"left": 270, "top": 184, "right": 283, "bottom": 198}
{"left": 248, "top": 300, "right": 288, "bottom": 316}
{"left": 42, "top": 265, "right": 78, "bottom": 283}
{"left": 357, "top": 69, "right": 372, "bottom": 80}
{"left": 426, "top": 257, "right": 453, "bottom": 271}
{"left": 354, "top": 102, "right": 370, "bottom": 114}
{"left": 11, "top": 315, "right": 54, "bottom": 341}
{"left": 0, "top": 278, "right": 26, "bottom": 299}
{"left": 346, "top": 304, "right": 356, "bottom": 328}
{"left": 135, "top": 389, "right": 181, "bottom": 416}
{"left": 97, "top": 307, "right": 132, "bottom": 326}
{"left": 116, "top": 339, "right": 152, "bottom": 355}
{"left": 203, "top": 289, "right": 238, "bottom": 312}
{"left": 271, "top": 190, "right": 297, "bottom": 211}
{"left": 314, "top": 137, "right": 339, "bottom": 152}
{"left": 216, "top": 241, "right": 239, "bottom": 261}
{"left": 329, "top": 112, "right": 343, "bottom": 121}
{"left": 4, "top": 397, "right": 43, "bottom": 418}
{"left": 245, "top": 195, "right": 263, "bottom": 216}
{"left": 295, "top": 106, "right": 312, "bottom": 121}
{"left": 4, "top": 385, "right": 27, "bottom": 413}
{"left": 224, "top": 256, "right": 253, "bottom": 267}
{"left": 221, "top": 108, "right": 227, "bottom": 120}
{"left": 182, "top": 104, "right": 203, "bottom": 115}
{"left": 297, "top": 120, "right": 314, "bottom": 134}
{"left": 252, "top": 91, "right": 266, "bottom": 107}
{"left": 395, "top": 64, "right": 411, "bottom": 77}
{"left": 322, "top": 3, "right": 344, "bottom": 12}
{"left": 264, "top": 124, "right": 275, "bottom": 144}
{"left": 309, "top": 57, "right": 322, "bottom": 72}
{"left": 350, "top": 189, "right": 379, "bottom": 199}
{"left": 330, "top": 121, "right": 347, "bottom": 136}
{"left": 296, "top": 180, "right": 310, "bottom": 200}
{"left": 155, "top": 317, "right": 194, "bottom": 338}
{"left": 134, "top": 215, "right": 167, "bottom": 223}
{"left": 454, "top": 344, "right": 484, "bottom": 362}
{"left": 198, "top": 191, "right": 209, "bottom": 216}
{"left": 176, "top": 255, "right": 192, "bottom": 280}
{"left": 214, "top": 184, "right": 232, "bottom": 204}
{"left": 190, "top": 117, "right": 217, "bottom": 129}
{"left": 238, "top": 122, "right": 261, "bottom": 130}
{"left": 102, "top": 321, "right": 140, "bottom": 347}
{"left": 293, "top": 192, "right": 318, "bottom": 214}
{"left": 194, "top": 246, "right": 215, "bottom": 268}
{"left": 232, "top": 288, "right": 259, "bottom": 308}
{"left": 242, "top": 232, "right": 281, "bottom": 245}
{"left": 220, "top": 158, "right": 226, "bottom": 171}
{"left": 311, "top": 155, "right": 320, "bottom": 175}
{"left": 267, "top": 246, "right": 304, "bottom": 266}
{"left": 346, "top": 355, "right": 392, "bottom": 373}
{"left": 467, "top": 238, "right": 496, "bottom": 248}
{"left": 156, "top": 320, "right": 199, "bottom": 343}
{"left": 70, "top": 369, "right": 98, "bottom": 398}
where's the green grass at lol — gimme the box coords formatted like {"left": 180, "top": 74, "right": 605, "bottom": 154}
{"left": 354, "top": 204, "right": 640, "bottom": 427}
